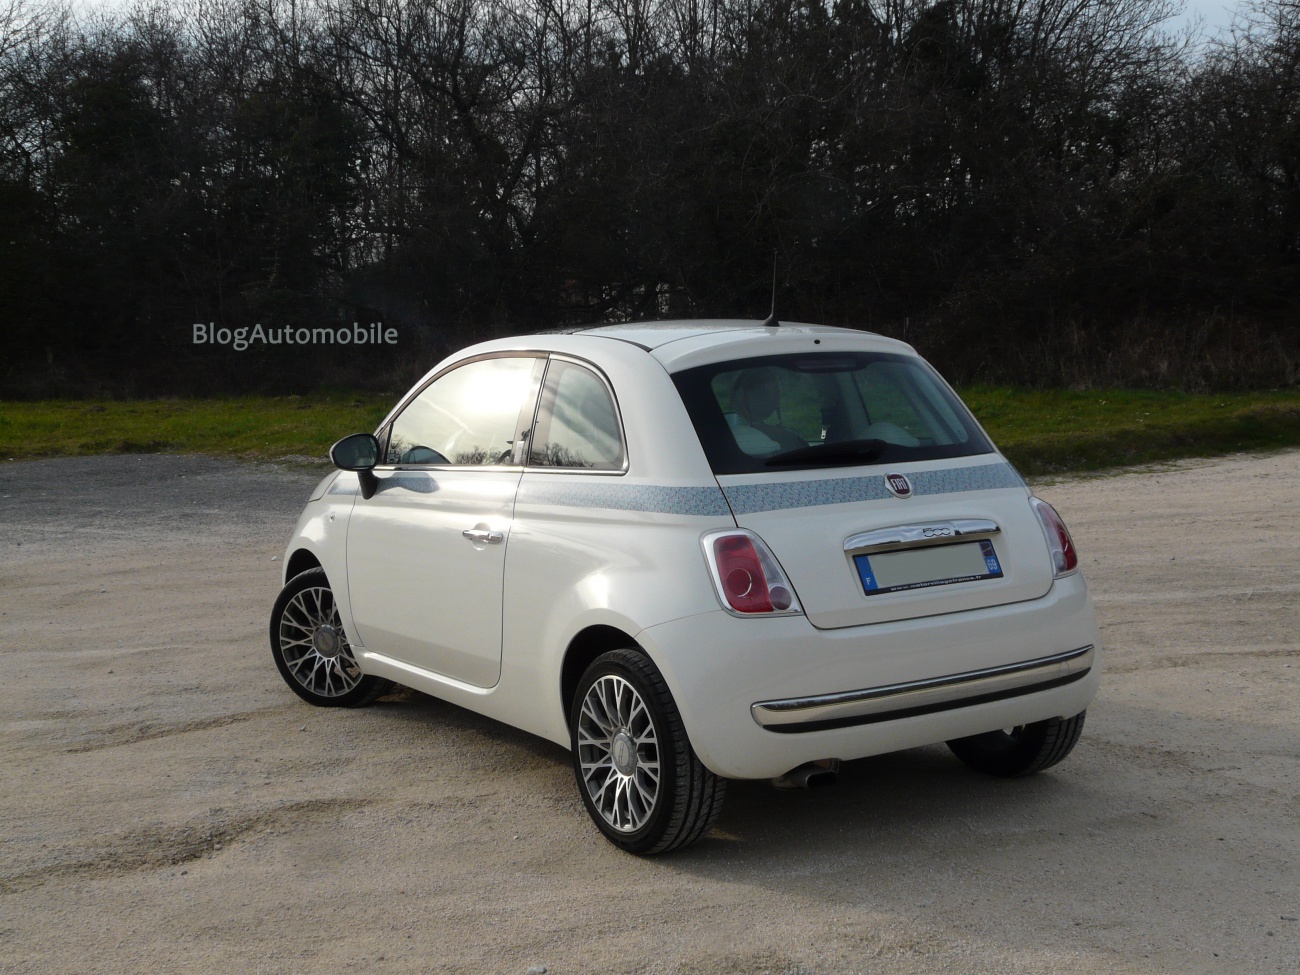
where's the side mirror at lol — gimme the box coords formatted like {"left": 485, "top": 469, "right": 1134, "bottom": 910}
{"left": 329, "top": 433, "right": 380, "bottom": 499}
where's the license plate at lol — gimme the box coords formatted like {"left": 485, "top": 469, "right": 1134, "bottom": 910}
{"left": 854, "top": 540, "right": 1003, "bottom": 596}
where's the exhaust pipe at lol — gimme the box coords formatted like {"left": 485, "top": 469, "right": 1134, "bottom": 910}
{"left": 771, "top": 759, "right": 840, "bottom": 790}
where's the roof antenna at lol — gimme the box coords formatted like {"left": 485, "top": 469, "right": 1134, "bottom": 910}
{"left": 761, "top": 249, "right": 780, "bottom": 328}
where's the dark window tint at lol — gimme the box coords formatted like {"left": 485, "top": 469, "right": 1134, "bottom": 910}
{"left": 673, "top": 352, "right": 993, "bottom": 475}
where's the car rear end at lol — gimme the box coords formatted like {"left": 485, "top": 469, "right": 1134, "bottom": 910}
{"left": 639, "top": 324, "right": 1099, "bottom": 780}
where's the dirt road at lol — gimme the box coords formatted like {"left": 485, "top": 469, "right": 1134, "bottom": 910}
{"left": 1, "top": 451, "right": 1297, "bottom": 975}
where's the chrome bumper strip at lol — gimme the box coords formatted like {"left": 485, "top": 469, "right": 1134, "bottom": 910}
{"left": 751, "top": 645, "right": 1095, "bottom": 734}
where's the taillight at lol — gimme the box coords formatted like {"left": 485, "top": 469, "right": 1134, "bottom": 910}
{"left": 1032, "top": 498, "right": 1079, "bottom": 576}
{"left": 702, "top": 530, "right": 802, "bottom": 616}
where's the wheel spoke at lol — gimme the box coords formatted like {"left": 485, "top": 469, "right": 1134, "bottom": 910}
{"left": 612, "top": 776, "right": 628, "bottom": 828}
{"left": 581, "top": 699, "right": 614, "bottom": 736}
{"left": 628, "top": 699, "right": 649, "bottom": 731}
{"left": 590, "top": 767, "right": 615, "bottom": 802}
{"left": 599, "top": 681, "right": 618, "bottom": 724}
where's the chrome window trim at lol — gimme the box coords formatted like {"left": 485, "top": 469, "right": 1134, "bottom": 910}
{"left": 519, "top": 466, "right": 629, "bottom": 477}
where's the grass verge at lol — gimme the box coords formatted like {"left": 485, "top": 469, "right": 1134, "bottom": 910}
{"left": 0, "top": 396, "right": 392, "bottom": 464}
{"left": 1, "top": 388, "right": 1299, "bottom": 476}
{"left": 964, "top": 388, "right": 1300, "bottom": 477}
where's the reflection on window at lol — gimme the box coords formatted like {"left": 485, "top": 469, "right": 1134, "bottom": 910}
{"left": 853, "top": 362, "right": 969, "bottom": 447}
{"left": 529, "top": 360, "right": 624, "bottom": 470}
{"left": 387, "top": 357, "right": 537, "bottom": 466}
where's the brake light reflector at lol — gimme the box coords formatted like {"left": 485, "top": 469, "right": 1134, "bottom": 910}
{"left": 1032, "top": 498, "right": 1079, "bottom": 576}
{"left": 715, "top": 535, "right": 774, "bottom": 612}
{"left": 703, "top": 530, "right": 802, "bottom": 616}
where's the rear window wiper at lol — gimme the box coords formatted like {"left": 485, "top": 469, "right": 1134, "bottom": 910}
{"left": 764, "top": 439, "right": 888, "bottom": 467}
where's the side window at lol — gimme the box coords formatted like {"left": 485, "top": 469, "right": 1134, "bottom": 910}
{"left": 386, "top": 356, "right": 542, "bottom": 466}
{"left": 528, "top": 359, "right": 625, "bottom": 470}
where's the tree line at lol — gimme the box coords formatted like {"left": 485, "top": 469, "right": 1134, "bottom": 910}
{"left": 1, "top": 0, "right": 1297, "bottom": 396}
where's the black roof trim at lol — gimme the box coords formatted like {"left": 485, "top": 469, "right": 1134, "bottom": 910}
{"left": 591, "top": 335, "right": 652, "bottom": 351}
{"left": 530, "top": 324, "right": 652, "bottom": 351}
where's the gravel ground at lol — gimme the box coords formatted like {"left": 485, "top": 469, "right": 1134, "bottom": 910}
{"left": 1, "top": 451, "right": 1297, "bottom": 975}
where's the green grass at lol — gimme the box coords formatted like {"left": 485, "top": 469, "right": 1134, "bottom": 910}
{"left": 0, "top": 395, "right": 392, "bottom": 465}
{"left": 963, "top": 387, "right": 1300, "bottom": 477}
{"left": 2, "top": 388, "right": 1299, "bottom": 475}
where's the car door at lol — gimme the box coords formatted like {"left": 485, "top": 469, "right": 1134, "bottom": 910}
{"left": 344, "top": 354, "right": 545, "bottom": 688}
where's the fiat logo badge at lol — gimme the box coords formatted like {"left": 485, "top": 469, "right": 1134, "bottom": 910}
{"left": 885, "top": 472, "right": 913, "bottom": 499}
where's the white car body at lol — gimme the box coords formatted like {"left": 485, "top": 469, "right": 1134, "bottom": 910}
{"left": 275, "top": 320, "right": 1100, "bottom": 850}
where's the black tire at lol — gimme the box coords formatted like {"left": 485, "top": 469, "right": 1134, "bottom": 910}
{"left": 947, "top": 711, "right": 1086, "bottom": 778}
{"left": 571, "top": 648, "right": 726, "bottom": 854}
{"left": 269, "top": 567, "right": 392, "bottom": 708}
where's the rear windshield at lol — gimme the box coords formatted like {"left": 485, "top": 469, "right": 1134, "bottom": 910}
{"left": 672, "top": 352, "right": 994, "bottom": 475}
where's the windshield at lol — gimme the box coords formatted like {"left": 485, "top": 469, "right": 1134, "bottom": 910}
{"left": 672, "top": 352, "right": 994, "bottom": 475}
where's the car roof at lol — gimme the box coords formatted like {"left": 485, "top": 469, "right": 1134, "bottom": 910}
{"left": 542, "top": 320, "right": 917, "bottom": 372}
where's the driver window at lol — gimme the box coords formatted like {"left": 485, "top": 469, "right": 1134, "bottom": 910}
{"left": 386, "top": 356, "right": 541, "bottom": 466}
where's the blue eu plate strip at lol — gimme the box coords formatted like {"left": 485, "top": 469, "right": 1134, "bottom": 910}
{"left": 979, "top": 539, "right": 1002, "bottom": 575}
{"left": 857, "top": 556, "right": 880, "bottom": 593}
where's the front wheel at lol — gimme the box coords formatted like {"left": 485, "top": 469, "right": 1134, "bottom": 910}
{"left": 269, "top": 567, "right": 391, "bottom": 707}
{"left": 946, "top": 711, "right": 1086, "bottom": 777}
{"left": 571, "top": 649, "right": 726, "bottom": 854}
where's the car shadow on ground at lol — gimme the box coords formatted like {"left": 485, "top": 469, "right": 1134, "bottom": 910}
{"left": 363, "top": 685, "right": 573, "bottom": 765}
{"left": 713, "top": 751, "right": 1086, "bottom": 862}
{"left": 363, "top": 684, "right": 1094, "bottom": 867}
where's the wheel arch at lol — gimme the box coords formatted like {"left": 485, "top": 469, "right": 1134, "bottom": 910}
{"left": 284, "top": 548, "right": 323, "bottom": 585}
{"left": 560, "top": 624, "right": 640, "bottom": 726}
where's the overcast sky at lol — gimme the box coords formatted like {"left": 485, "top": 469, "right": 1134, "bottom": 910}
{"left": 1185, "top": 0, "right": 1245, "bottom": 33}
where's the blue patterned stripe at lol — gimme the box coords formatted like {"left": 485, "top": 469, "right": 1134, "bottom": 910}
{"left": 517, "top": 480, "right": 732, "bottom": 517}
{"left": 722, "top": 461, "right": 1024, "bottom": 515}
{"left": 332, "top": 461, "right": 1022, "bottom": 516}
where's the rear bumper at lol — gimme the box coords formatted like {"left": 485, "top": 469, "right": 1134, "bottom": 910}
{"left": 752, "top": 644, "right": 1095, "bottom": 733}
{"left": 637, "top": 573, "right": 1101, "bottom": 779}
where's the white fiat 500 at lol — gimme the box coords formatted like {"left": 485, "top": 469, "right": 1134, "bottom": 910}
{"left": 271, "top": 320, "right": 1099, "bottom": 854}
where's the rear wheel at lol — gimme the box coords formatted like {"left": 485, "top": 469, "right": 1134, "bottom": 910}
{"left": 946, "top": 712, "right": 1086, "bottom": 777}
{"left": 269, "top": 567, "right": 392, "bottom": 707}
{"left": 571, "top": 649, "right": 726, "bottom": 854}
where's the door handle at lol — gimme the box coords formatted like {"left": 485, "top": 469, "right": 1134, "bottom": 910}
{"left": 462, "top": 528, "right": 505, "bottom": 545}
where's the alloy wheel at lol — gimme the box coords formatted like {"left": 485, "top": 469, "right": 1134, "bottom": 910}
{"left": 576, "top": 674, "right": 662, "bottom": 832}
{"left": 276, "top": 585, "right": 364, "bottom": 698}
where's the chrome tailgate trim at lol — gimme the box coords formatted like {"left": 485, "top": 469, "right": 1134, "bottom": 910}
{"left": 843, "top": 518, "right": 1000, "bottom": 554}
